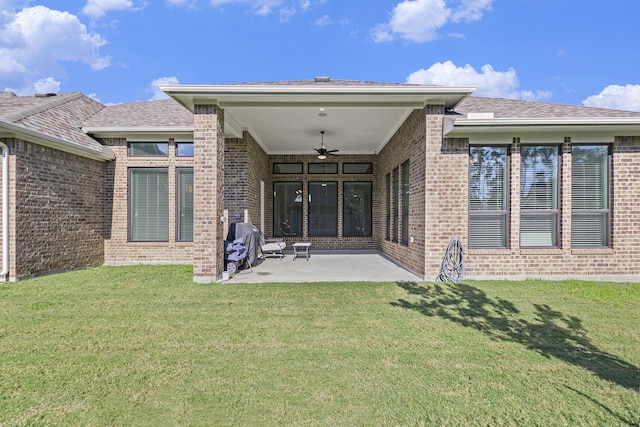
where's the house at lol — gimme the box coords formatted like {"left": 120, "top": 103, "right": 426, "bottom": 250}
{"left": 2, "top": 79, "right": 640, "bottom": 282}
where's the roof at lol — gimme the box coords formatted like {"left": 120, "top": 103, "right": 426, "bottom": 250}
{"left": 452, "top": 96, "right": 640, "bottom": 119}
{"left": 0, "top": 92, "right": 115, "bottom": 161}
{"left": 160, "top": 79, "right": 476, "bottom": 154}
{"left": 83, "top": 98, "right": 193, "bottom": 128}
{"left": 445, "top": 96, "right": 640, "bottom": 142}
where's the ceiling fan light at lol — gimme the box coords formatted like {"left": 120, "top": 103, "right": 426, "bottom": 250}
{"left": 317, "top": 154, "right": 327, "bottom": 160}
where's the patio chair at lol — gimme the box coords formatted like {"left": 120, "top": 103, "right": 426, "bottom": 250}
{"left": 259, "top": 234, "right": 286, "bottom": 259}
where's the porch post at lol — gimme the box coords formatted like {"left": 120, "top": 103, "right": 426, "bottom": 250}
{"left": 193, "top": 104, "right": 225, "bottom": 283}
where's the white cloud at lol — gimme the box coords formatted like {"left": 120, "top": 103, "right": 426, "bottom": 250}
{"left": 0, "top": 5, "right": 110, "bottom": 90}
{"left": 82, "top": 0, "right": 137, "bottom": 19}
{"left": 210, "top": 0, "right": 284, "bottom": 16}
{"left": 406, "top": 60, "right": 552, "bottom": 100}
{"left": 5, "top": 76, "right": 62, "bottom": 96}
{"left": 373, "top": 0, "right": 493, "bottom": 43}
{"left": 148, "top": 76, "right": 180, "bottom": 100}
{"left": 313, "top": 14, "right": 332, "bottom": 26}
{"left": 582, "top": 84, "right": 640, "bottom": 112}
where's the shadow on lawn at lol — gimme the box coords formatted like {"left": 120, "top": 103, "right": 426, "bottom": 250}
{"left": 392, "top": 281, "right": 640, "bottom": 392}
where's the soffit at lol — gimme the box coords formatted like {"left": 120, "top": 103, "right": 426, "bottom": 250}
{"left": 162, "top": 82, "right": 474, "bottom": 155}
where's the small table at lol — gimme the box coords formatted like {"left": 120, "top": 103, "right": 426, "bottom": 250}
{"left": 292, "top": 242, "right": 311, "bottom": 261}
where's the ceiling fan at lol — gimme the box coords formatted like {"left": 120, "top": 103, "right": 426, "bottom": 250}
{"left": 314, "top": 131, "right": 339, "bottom": 159}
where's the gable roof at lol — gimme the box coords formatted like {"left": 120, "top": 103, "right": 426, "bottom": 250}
{"left": 0, "top": 92, "right": 115, "bottom": 161}
{"left": 160, "top": 79, "right": 475, "bottom": 154}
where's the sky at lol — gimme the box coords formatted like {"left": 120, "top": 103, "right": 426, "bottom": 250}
{"left": 1, "top": 0, "right": 640, "bottom": 111}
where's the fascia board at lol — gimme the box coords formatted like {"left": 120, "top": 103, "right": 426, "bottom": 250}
{"left": 446, "top": 119, "right": 640, "bottom": 139}
{"left": 161, "top": 84, "right": 476, "bottom": 96}
{"left": 1, "top": 121, "right": 115, "bottom": 161}
{"left": 161, "top": 84, "right": 476, "bottom": 111}
{"left": 453, "top": 117, "right": 640, "bottom": 126}
{"left": 83, "top": 127, "right": 194, "bottom": 139}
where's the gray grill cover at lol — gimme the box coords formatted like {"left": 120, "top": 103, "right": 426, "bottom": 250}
{"left": 227, "top": 223, "right": 262, "bottom": 266}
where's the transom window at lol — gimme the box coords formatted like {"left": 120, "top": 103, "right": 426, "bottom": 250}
{"left": 128, "top": 142, "right": 169, "bottom": 157}
{"left": 469, "top": 146, "right": 509, "bottom": 249}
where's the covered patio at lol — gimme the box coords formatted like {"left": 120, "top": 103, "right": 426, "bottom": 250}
{"left": 225, "top": 251, "right": 423, "bottom": 283}
{"left": 161, "top": 79, "right": 474, "bottom": 283}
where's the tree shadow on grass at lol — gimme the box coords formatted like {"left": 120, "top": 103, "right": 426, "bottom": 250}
{"left": 392, "top": 281, "right": 639, "bottom": 392}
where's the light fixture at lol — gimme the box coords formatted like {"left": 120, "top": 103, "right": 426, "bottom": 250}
{"left": 317, "top": 131, "right": 327, "bottom": 159}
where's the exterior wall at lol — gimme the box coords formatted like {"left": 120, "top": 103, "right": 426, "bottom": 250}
{"left": 376, "top": 107, "right": 430, "bottom": 277}
{"left": 224, "top": 131, "right": 268, "bottom": 228}
{"left": 1, "top": 138, "right": 104, "bottom": 280}
{"left": 440, "top": 135, "right": 640, "bottom": 278}
{"left": 267, "top": 154, "right": 377, "bottom": 250}
{"left": 102, "top": 137, "right": 194, "bottom": 265}
{"left": 193, "top": 105, "right": 225, "bottom": 282}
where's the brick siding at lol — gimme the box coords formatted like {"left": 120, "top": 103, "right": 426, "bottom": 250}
{"left": 451, "top": 135, "right": 640, "bottom": 278}
{"left": 101, "top": 137, "right": 194, "bottom": 265}
{"left": 0, "top": 138, "right": 104, "bottom": 280}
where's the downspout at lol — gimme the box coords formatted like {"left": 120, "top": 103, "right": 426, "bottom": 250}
{"left": 0, "top": 142, "right": 8, "bottom": 279}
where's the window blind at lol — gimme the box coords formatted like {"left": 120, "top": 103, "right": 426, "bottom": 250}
{"left": 130, "top": 168, "right": 169, "bottom": 241}
{"left": 572, "top": 145, "right": 609, "bottom": 247}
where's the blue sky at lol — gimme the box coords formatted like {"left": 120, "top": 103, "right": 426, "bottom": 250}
{"left": 2, "top": 0, "right": 640, "bottom": 111}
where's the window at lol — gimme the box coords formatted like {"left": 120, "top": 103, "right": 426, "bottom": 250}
{"left": 308, "top": 162, "right": 338, "bottom": 174}
{"left": 469, "top": 146, "right": 509, "bottom": 248}
{"left": 129, "top": 142, "right": 168, "bottom": 156}
{"left": 129, "top": 168, "right": 169, "bottom": 241}
{"left": 520, "top": 146, "right": 559, "bottom": 247}
{"left": 177, "top": 142, "right": 194, "bottom": 157}
{"left": 572, "top": 145, "right": 610, "bottom": 247}
{"left": 392, "top": 167, "right": 399, "bottom": 242}
{"left": 401, "top": 160, "right": 410, "bottom": 245}
{"left": 273, "top": 163, "right": 303, "bottom": 174}
{"left": 273, "top": 182, "right": 303, "bottom": 237}
{"left": 343, "top": 182, "right": 372, "bottom": 237}
{"left": 309, "top": 182, "right": 338, "bottom": 237}
{"left": 385, "top": 173, "right": 391, "bottom": 241}
{"left": 344, "top": 163, "right": 373, "bottom": 174}
{"left": 177, "top": 168, "right": 194, "bottom": 241}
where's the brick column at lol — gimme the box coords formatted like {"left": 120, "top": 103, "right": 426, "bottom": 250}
{"left": 193, "top": 105, "right": 225, "bottom": 283}
{"left": 424, "top": 105, "right": 468, "bottom": 278}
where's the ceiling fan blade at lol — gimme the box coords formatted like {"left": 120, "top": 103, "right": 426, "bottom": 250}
{"left": 327, "top": 149, "right": 339, "bottom": 153}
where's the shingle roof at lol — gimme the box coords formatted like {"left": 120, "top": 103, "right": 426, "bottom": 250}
{"left": 0, "top": 92, "right": 112, "bottom": 157}
{"left": 83, "top": 98, "right": 193, "bottom": 128}
{"left": 452, "top": 96, "right": 640, "bottom": 119}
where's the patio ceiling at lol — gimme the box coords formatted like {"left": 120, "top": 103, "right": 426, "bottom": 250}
{"left": 161, "top": 82, "right": 475, "bottom": 155}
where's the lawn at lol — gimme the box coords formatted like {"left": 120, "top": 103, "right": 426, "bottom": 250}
{"left": 0, "top": 265, "right": 638, "bottom": 426}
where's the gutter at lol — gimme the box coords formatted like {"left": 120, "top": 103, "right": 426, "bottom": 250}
{"left": 0, "top": 141, "right": 8, "bottom": 278}
{"left": 0, "top": 120, "right": 115, "bottom": 162}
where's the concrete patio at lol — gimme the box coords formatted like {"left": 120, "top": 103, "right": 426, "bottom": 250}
{"left": 224, "top": 251, "right": 423, "bottom": 283}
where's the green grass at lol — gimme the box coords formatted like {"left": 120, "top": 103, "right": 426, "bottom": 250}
{"left": 1, "top": 265, "right": 639, "bottom": 426}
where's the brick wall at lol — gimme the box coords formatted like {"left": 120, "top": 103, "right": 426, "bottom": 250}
{"left": 376, "top": 107, "right": 430, "bottom": 277}
{"left": 192, "top": 105, "right": 225, "bottom": 282}
{"left": 101, "top": 138, "right": 194, "bottom": 265}
{"left": 449, "top": 135, "right": 640, "bottom": 278}
{"left": 224, "top": 131, "right": 269, "bottom": 228}
{"left": 1, "top": 138, "right": 105, "bottom": 280}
